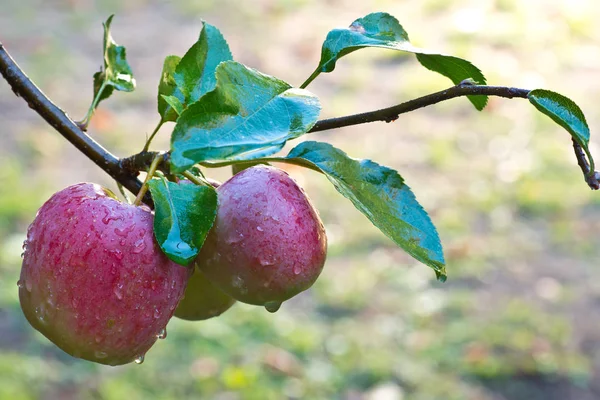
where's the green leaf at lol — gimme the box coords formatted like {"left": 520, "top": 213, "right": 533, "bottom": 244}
{"left": 170, "top": 61, "right": 321, "bottom": 172}
{"left": 285, "top": 141, "right": 446, "bottom": 280}
{"left": 102, "top": 15, "right": 136, "bottom": 91}
{"left": 305, "top": 12, "right": 487, "bottom": 110}
{"left": 147, "top": 178, "right": 218, "bottom": 266}
{"left": 92, "top": 15, "right": 136, "bottom": 106}
{"left": 92, "top": 70, "right": 114, "bottom": 105}
{"left": 160, "top": 94, "right": 185, "bottom": 118}
{"left": 157, "top": 55, "right": 183, "bottom": 122}
{"left": 174, "top": 22, "right": 233, "bottom": 105}
{"left": 528, "top": 89, "right": 594, "bottom": 170}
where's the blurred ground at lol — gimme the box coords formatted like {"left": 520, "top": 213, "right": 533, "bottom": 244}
{"left": 1, "top": 1, "right": 600, "bottom": 399}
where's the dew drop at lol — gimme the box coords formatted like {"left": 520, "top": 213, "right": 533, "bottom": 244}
{"left": 114, "top": 283, "right": 124, "bottom": 300}
{"left": 110, "top": 249, "right": 124, "bottom": 261}
{"left": 20, "top": 252, "right": 25, "bottom": 258}
{"left": 134, "top": 354, "right": 145, "bottom": 364}
{"left": 22, "top": 240, "right": 28, "bottom": 250}
{"left": 94, "top": 350, "right": 108, "bottom": 359}
{"left": 259, "top": 258, "right": 275, "bottom": 267}
{"left": 153, "top": 307, "right": 161, "bottom": 319}
{"left": 293, "top": 266, "right": 302, "bottom": 275}
{"left": 156, "top": 328, "right": 167, "bottom": 339}
{"left": 264, "top": 302, "right": 281, "bottom": 313}
{"left": 256, "top": 226, "right": 264, "bottom": 232}
{"left": 114, "top": 223, "right": 136, "bottom": 237}
{"left": 133, "top": 239, "right": 146, "bottom": 254}
{"left": 17, "top": 279, "right": 24, "bottom": 288}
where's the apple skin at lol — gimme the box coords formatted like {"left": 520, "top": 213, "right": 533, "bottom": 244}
{"left": 19, "top": 183, "right": 190, "bottom": 366}
{"left": 173, "top": 265, "right": 236, "bottom": 321}
{"left": 197, "top": 165, "right": 327, "bottom": 309}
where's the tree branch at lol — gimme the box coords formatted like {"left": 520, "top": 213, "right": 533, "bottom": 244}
{"left": 2, "top": 39, "right": 596, "bottom": 192}
{"left": 0, "top": 41, "right": 152, "bottom": 204}
{"left": 308, "top": 84, "right": 530, "bottom": 132}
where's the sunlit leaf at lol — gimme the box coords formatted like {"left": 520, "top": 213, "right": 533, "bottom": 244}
{"left": 170, "top": 61, "right": 321, "bottom": 172}
{"left": 173, "top": 22, "right": 233, "bottom": 105}
{"left": 157, "top": 55, "right": 183, "bottom": 122}
{"left": 528, "top": 89, "right": 594, "bottom": 169}
{"left": 305, "top": 12, "right": 487, "bottom": 110}
{"left": 285, "top": 141, "right": 446, "bottom": 280}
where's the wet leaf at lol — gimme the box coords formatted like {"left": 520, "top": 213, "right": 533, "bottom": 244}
{"left": 170, "top": 61, "right": 320, "bottom": 172}
{"left": 528, "top": 89, "right": 594, "bottom": 170}
{"left": 147, "top": 178, "right": 217, "bottom": 266}
{"left": 93, "top": 15, "right": 135, "bottom": 106}
{"left": 285, "top": 141, "right": 446, "bottom": 280}
{"left": 306, "top": 12, "right": 487, "bottom": 110}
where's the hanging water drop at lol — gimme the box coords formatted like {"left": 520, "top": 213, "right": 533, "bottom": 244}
{"left": 264, "top": 301, "right": 281, "bottom": 313}
{"left": 156, "top": 328, "right": 167, "bottom": 339}
{"left": 17, "top": 279, "right": 24, "bottom": 288}
{"left": 134, "top": 354, "right": 145, "bottom": 364}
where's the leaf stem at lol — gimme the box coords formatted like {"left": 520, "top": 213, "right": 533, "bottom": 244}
{"left": 181, "top": 170, "right": 212, "bottom": 187}
{"left": 78, "top": 80, "right": 107, "bottom": 130}
{"left": 142, "top": 120, "right": 165, "bottom": 152}
{"left": 133, "top": 153, "right": 163, "bottom": 206}
{"left": 300, "top": 68, "right": 321, "bottom": 89}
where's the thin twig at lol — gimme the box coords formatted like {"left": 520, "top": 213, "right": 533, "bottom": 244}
{"left": 308, "top": 84, "right": 530, "bottom": 132}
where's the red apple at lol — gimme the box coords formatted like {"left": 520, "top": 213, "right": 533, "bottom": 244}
{"left": 19, "top": 183, "right": 190, "bottom": 366}
{"left": 197, "top": 165, "right": 327, "bottom": 311}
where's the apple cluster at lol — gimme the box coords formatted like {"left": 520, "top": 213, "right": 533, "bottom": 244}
{"left": 18, "top": 166, "right": 327, "bottom": 366}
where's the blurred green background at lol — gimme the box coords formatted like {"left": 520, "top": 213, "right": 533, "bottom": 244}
{"left": 1, "top": 1, "right": 600, "bottom": 399}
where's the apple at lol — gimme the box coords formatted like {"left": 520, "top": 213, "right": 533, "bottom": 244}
{"left": 197, "top": 165, "right": 327, "bottom": 311}
{"left": 18, "top": 183, "right": 190, "bottom": 366}
{"left": 174, "top": 265, "right": 236, "bottom": 321}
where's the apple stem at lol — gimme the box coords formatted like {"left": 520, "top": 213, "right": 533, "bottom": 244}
{"left": 133, "top": 154, "right": 163, "bottom": 206}
{"left": 181, "top": 170, "right": 212, "bottom": 187}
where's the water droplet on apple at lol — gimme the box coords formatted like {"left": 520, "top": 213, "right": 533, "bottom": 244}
{"left": 20, "top": 252, "right": 25, "bottom": 258}
{"left": 156, "top": 328, "right": 167, "bottom": 339}
{"left": 153, "top": 307, "right": 161, "bottom": 319}
{"left": 114, "top": 223, "right": 135, "bottom": 237}
{"left": 256, "top": 226, "right": 264, "bottom": 232}
{"left": 22, "top": 240, "right": 28, "bottom": 250}
{"left": 134, "top": 354, "right": 145, "bottom": 364}
{"left": 259, "top": 258, "right": 275, "bottom": 267}
{"left": 132, "top": 239, "right": 146, "bottom": 254}
{"left": 17, "top": 280, "right": 24, "bottom": 288}
{"left": 264, "top": 302, "right": 281, "bottom": 313}
{"left": 110, "top": 249, "right": 124, "bottom": 260}
{"left": 293, "top": 266, "right": 302, "bottom": 275}
{"left": 94, "top": 350, "right": 108, "bottom": 359}
{"left": 114, "top": 283, "right": 124, "bottom": 300}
